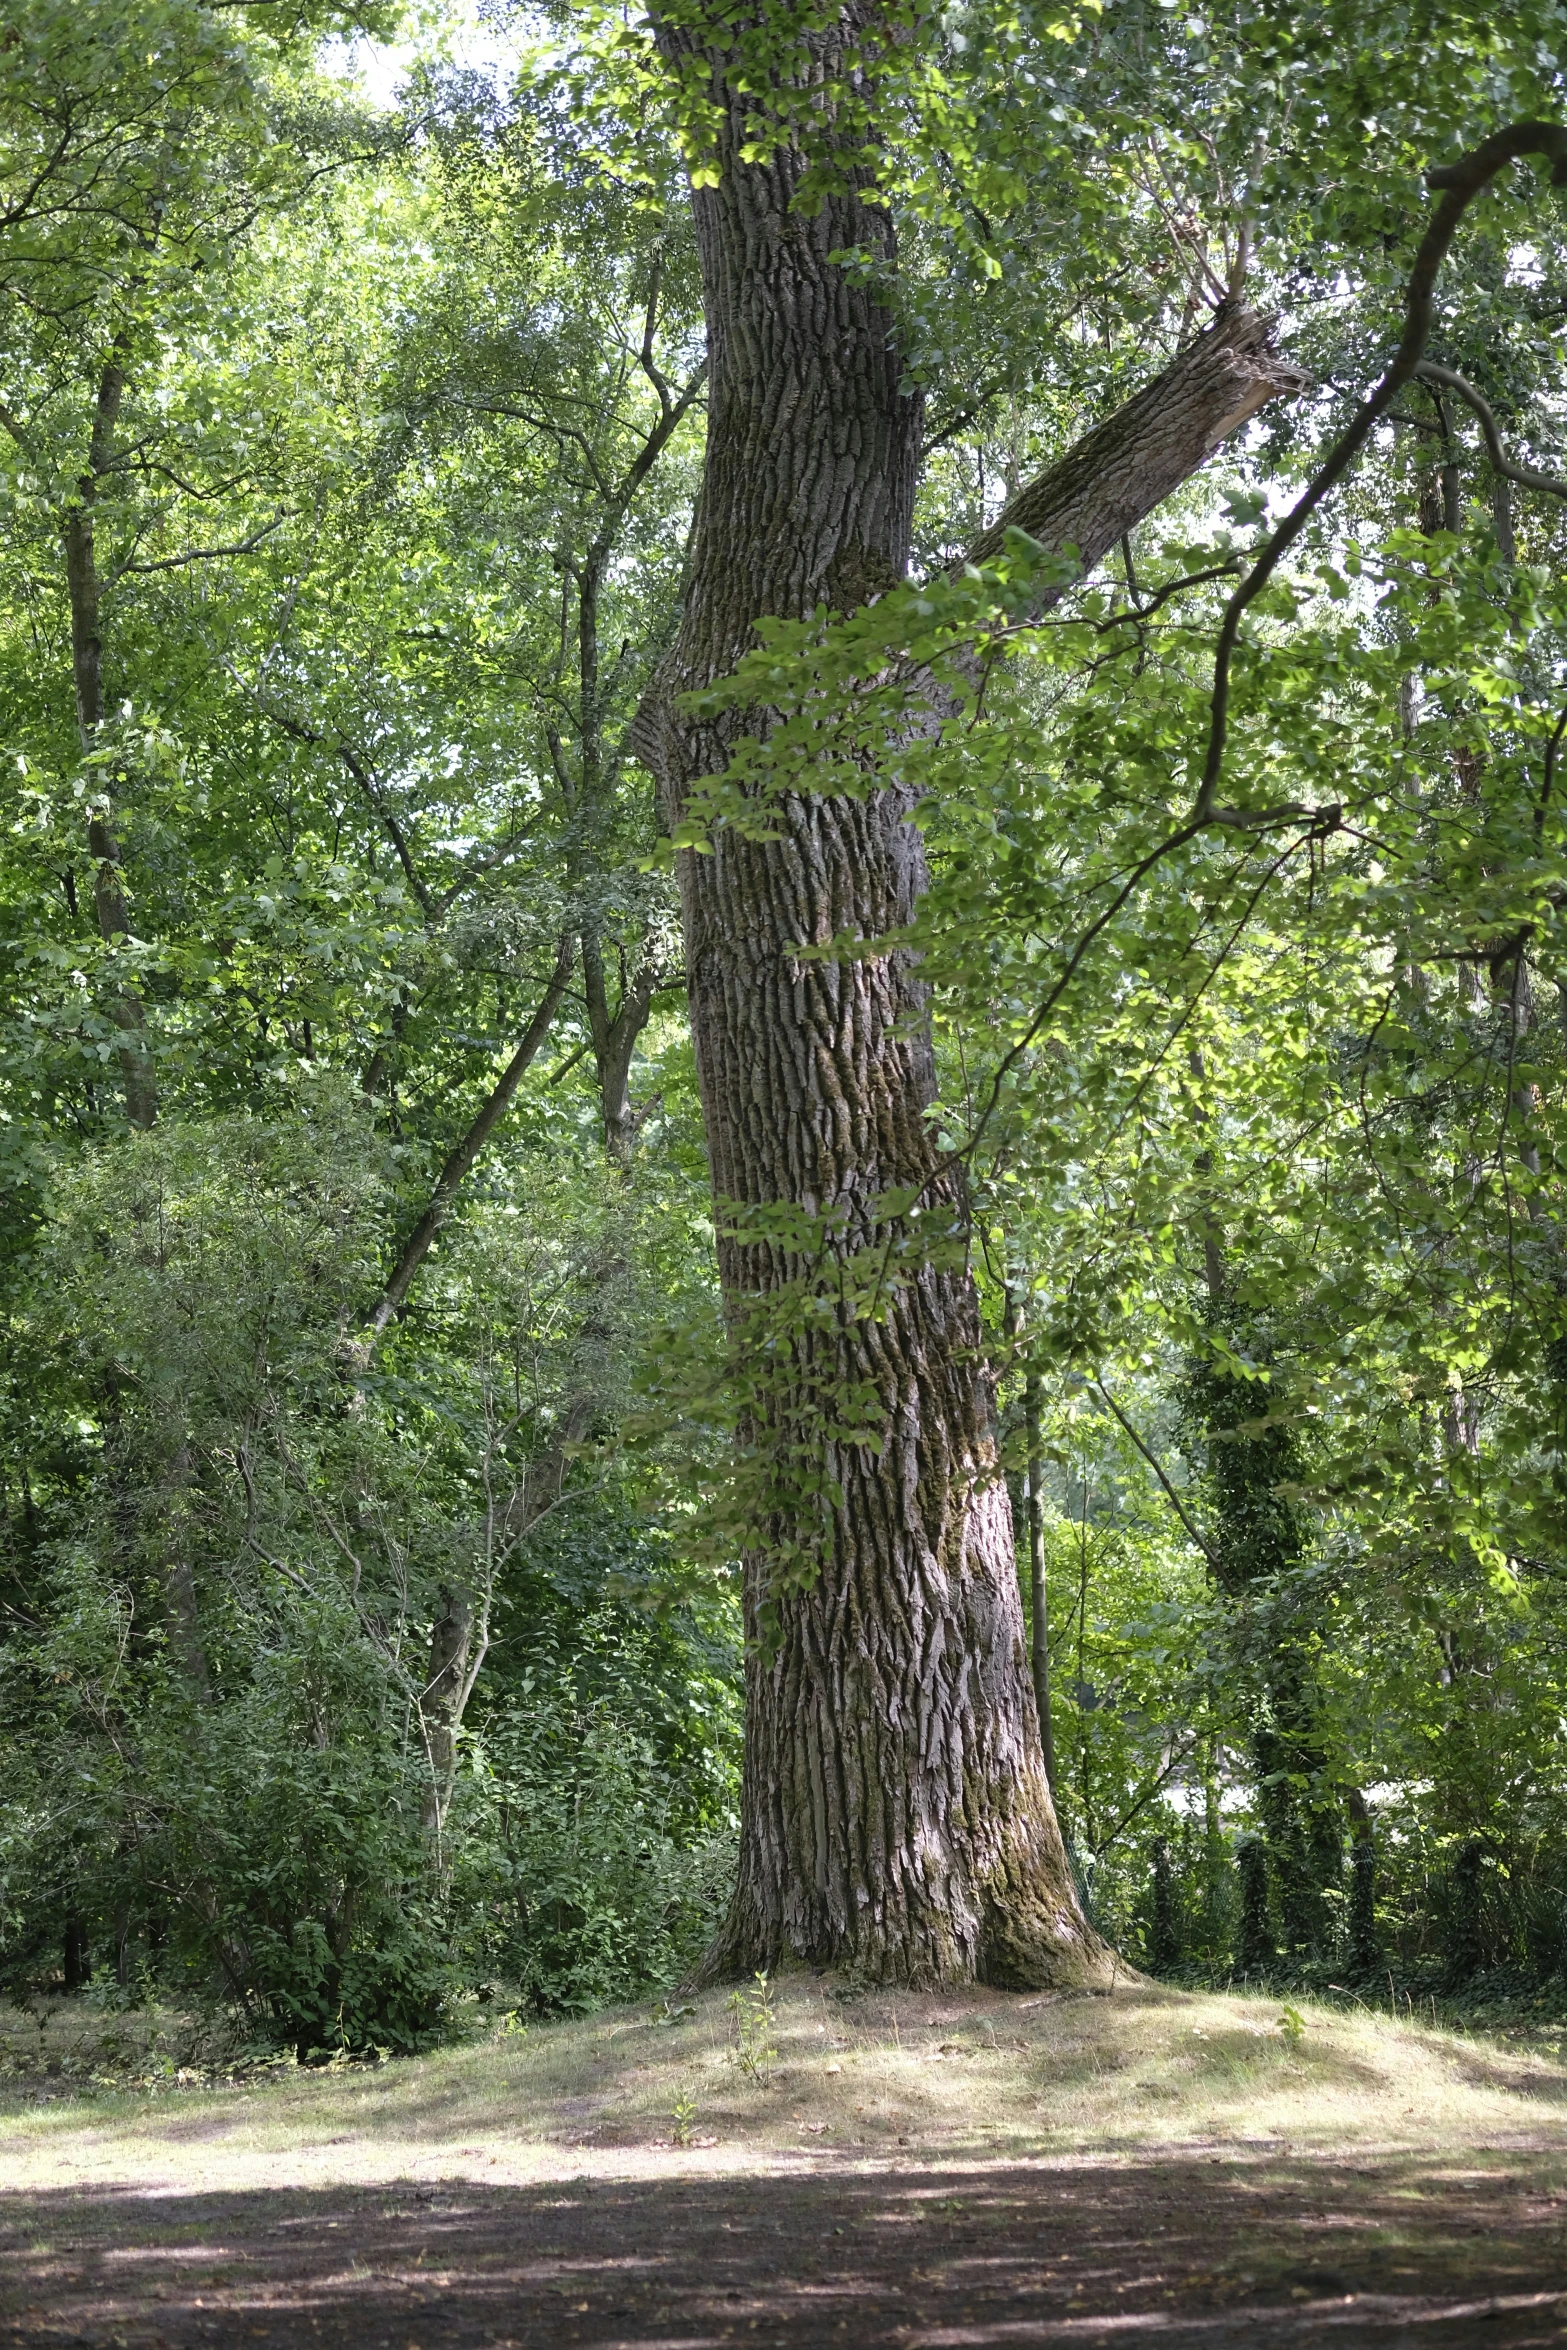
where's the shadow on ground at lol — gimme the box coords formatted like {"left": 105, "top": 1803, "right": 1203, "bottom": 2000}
{"left": 4, "top": 2149, "right": 1567, "bottom": 2348}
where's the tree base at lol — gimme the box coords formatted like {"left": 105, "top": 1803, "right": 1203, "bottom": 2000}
{"left": 686, "top": 1847, "right": 1120, "bottom": 1995}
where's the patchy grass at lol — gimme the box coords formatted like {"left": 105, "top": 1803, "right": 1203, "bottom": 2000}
{"left": 5, "top": 1984, "right": 1567, "bottom": 2345}
{"left": 1, "top": 1974, "right": 1564, "bottom": 2195}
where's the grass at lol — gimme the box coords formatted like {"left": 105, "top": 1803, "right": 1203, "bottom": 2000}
{"left": 2, "top": 1972, "right": 1565, "bottom": 2196}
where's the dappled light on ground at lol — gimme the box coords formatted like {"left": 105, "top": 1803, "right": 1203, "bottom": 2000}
{"left": 4, "top": 2156, "right": 1567, "bottom": 2346}
{"left": 3, "top": 1981, "right": 1567, "bottom": 2343}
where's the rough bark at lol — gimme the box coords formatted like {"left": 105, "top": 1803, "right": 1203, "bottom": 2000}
{"left": 962, "top": 303, "right": 1305, "bottom": 581}
{"left": 637, "top": 3, "right": 1300, "bottom": 1988}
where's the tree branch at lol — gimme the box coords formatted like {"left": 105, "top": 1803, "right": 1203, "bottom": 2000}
{"left": 960, "top": 302, "right": 1305, "bottom": 585}
{"left": 1091, "top": 1378, "right": 1220, "bottom": 1570}
{"left": 109, "top": 511, "right": 293, "bottom": 581}
{"left": 365, "top": 932, "right": 576, "bottom": 1338}
{"left": 590, "top": 358, "right": 709, "bottom": 569}
{"left": 1413, "top": 359, "right": 1567, "bottom": 501}
{"left": 1195, "top": 121, "right": 1567, "bottom": 823}
{"left": 255, "top": 696, "right": 434, "bottom": 916}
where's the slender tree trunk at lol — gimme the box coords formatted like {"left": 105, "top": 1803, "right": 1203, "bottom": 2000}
{"left": 582, "top": 930, "right": 656, "bottom": 1165}
{"left": 1346, "top": 1785, "right": 1380, "bottom": 1976}
{"left": 161, "top": 1441, "right": 212, "bottom": 1700}
{"left": 557, "top": 337, "right": 708, "bottom": 1165}
{"left": 366, "top": 933, "right": 574, "bottom": 1338}
{"left": 638, "top": 2, "right": 1299, "bottom": 1987}
{"left": 1023, "top": 1368, "right": 1054, "bottom": 1797}
{"left": 1186, "top": 1316, "right": 1342, "bottom": 1958}
{"left": 68, "top": 353, "right": 156, "bottom": 1128}
{"left": 421, "top": 1581, "right": 486, "bottom": 1849}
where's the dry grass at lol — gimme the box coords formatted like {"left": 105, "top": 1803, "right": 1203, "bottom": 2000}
{"left": 2, "top": 1975, "right": 1565, "bottom": 2198}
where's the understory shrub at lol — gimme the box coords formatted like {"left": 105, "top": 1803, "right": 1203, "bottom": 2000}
{"left": 454, "top": 1529, "right": 741, "bottom": 2012}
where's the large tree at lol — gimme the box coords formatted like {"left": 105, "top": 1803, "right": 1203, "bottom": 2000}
{"left": 632, "top": 1, "right": 1299, "bottom": 1985}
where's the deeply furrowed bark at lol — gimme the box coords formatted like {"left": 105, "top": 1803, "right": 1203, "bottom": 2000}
{"left": 638, "top": 5, "right": 1300, "bottom": 1987}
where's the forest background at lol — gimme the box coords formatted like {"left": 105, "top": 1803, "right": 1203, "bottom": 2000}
{"left": 4, "top": 0, "right": 1567, "bottom": 2058}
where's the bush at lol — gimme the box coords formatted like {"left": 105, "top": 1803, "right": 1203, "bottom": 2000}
{"left": 457, "top": 1706, "right": 736, "bottom": 2012}
{"left": 0, "top": 1113, "right": 743, "bottom": 2040}
{"left": 454, "top": 1551, "right": 740, "bottom": 2012}
{"left": 147, "top": 1619, "right": 452, "bottom": 2057}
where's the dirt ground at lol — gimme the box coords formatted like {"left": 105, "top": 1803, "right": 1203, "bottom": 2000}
{"left": 4, "top": 1980, "right": 1567, "bottom": 2347}
{"left": 7, "top": 2149, "right": 1567, "bottom": 2348}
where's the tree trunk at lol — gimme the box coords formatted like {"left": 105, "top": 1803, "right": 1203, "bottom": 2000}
{"left": 63, "top": 1915, "right": 88, "bottom": 1992}
{"left": 638, "top": 3, "right": 1299, "bottom": 1987}
{"left": 582, "top": 931, "right": 657, "bottom": 1166}
{"left": 1185, "top": 1313, "right": 1341, "bottom": 1958}
{"left": 1346, "top": 1785, "right": 1380, "bottom": 1976}
{"left": 420, "top": 1580, "right": 484, "bottom": 1850}
{"left": 550, "top": 323, "right": 707, "bottom": 1167}
{"left": 67, "top": 352, "right": 156, "bottom": 1128}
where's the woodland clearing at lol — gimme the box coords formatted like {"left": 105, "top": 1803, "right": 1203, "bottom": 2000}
{"left": 1, "top": 1979, "right": 1566, "bottom": 2346}
{"left": 13, "top": 3, "right": 1567, "bottom": 2338}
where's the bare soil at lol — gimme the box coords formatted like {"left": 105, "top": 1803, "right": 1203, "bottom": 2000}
{"left": 4, "top": 1982, "right": 1567, "bottom": 2346}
